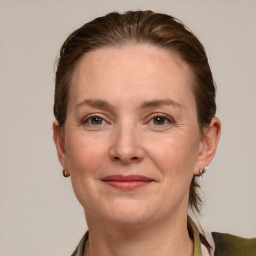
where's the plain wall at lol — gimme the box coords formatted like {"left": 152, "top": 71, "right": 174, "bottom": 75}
{"left": 0, "top": 0, "right": 255, "bottom": 255}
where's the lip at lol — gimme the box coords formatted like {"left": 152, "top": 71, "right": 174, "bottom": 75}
{"left": 102, "top": 175, "right": 154, "bottom": 190}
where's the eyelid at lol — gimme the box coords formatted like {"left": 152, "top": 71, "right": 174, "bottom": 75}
{"left": 146, "top": 113, "right": 176, "bottom": 124}
{"left": 81, "top": 113, "right": 110, "bottom": 125}
{"left": 80, "top": 112, "right": 175, "bottom": 127}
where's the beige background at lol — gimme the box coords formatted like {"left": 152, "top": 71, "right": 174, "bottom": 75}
{"left": 0, "top": 0, "right": 256, "bottom": 255}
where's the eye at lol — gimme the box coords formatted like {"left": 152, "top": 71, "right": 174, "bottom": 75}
{"left": 152, "top": 116, "right": 168, "bottom": 125}
{"left": 148, "top": 114, "right": 175, "bottom": 127}
{"left": 82, "top": 115, "right": 106, "bottom": 126}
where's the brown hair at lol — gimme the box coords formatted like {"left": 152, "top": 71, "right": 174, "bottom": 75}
{"left": 54, "top": 10, "right": 216, "bottom": 215}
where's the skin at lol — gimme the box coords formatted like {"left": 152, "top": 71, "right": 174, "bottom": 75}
{"left": 53, "top": 44, "right": 221, "bottom": 256}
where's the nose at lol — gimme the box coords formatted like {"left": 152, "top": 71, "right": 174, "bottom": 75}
{"left": 109, "top": 124, "right": 145, "bottom": 165}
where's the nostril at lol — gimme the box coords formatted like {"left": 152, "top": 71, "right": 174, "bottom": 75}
{"left": 112, "top": 155, "right": 140, "bottom": 163}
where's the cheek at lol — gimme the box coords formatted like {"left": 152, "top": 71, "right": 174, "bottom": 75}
{"left": 64, "top": 132, "right": 109, "bottom": 209}
{"left": 65, "top": 132, "right": 108, "bottom": 176}
{"left": 146, "top": 130, "right": 200, "bottom": 178}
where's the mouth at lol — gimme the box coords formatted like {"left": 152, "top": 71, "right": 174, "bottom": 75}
{"left": 102, "top": 175, "right": 154, "bottom": 190}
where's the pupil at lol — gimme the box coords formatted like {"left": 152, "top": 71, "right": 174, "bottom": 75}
{"left": 154, "top": 117, "right": 165, "bottom": 125}
{"left": 92, "top": 117, "right": 102, "bottom": 125}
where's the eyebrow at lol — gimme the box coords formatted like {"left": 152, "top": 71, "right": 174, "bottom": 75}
{"left": 76, "top": 99, "right": 183, "bottom": 109}
{"left": 76, "top": 99, "right": 112, "bottom": 109}
{"left": 140, "top": 99, "right": 183, "bottom": 109}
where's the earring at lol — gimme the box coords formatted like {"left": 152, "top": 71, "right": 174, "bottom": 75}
{"left": 62, "top": 169, "right": 70, "bottom": 178}
{"left": 199, "top": 167, "right": 207, "bottom": 179}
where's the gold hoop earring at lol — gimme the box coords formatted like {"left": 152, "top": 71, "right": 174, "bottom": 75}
{"left": 199, "top": 167, "right": 207, "bottom": 179}
{"left": 62, "top": 169, "right": 70, "bottom": 178}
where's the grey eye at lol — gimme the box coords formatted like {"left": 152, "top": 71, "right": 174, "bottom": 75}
{"left": 153, "top": 116, "right": 167, "bottom": 125}
{"left": 90, "top": 116, "right": 103, "bottom": 125}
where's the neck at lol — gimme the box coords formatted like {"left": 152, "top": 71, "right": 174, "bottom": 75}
{"left": 84, "top": 212, "right": 193, "bottom": 256}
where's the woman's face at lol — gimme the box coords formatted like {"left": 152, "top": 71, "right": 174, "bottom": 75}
{"left": 55, "top": 45, "right": 208, "bottom": 227}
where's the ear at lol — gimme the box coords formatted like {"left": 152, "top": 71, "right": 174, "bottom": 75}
{"left": 194, "top": 117, "right": 221, "bottom": 175}
{"left": 53, "top": 120, "right": 67, "bottom": 169}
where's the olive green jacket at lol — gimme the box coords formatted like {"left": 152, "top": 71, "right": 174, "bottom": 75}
{"left": 71, "top": 221, "right": 256, "bottom": 256}
{"left": 212, "top": 232, "right": 256, "bottom": 256}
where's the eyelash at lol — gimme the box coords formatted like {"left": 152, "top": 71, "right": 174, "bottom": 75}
{"left": 81, "top": 113, "right": 175, "bottom": 127}
{"left": 147, "top": 114, "right": 175, "bottom": 126}
{"left": 82, "top": 114, "right": 108, "bottom": 126}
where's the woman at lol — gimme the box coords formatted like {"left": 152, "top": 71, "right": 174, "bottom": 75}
{"left": 53, "top": 11, "right": 255, "bottom": 256}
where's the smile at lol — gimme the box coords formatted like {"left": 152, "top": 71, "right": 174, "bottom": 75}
{"left": 102, "top": 175, "right": 154, "bottom": 190}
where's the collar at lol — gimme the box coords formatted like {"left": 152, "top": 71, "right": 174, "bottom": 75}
{"left": 188, "top": 216, "right": 202, "bottom": 256}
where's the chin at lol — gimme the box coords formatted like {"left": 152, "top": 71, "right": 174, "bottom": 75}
{"left": 107, "top": 213, "right": 154, "bottom": 228}
{"left": 98, "top": 199, "right": 159, "bottom": 228}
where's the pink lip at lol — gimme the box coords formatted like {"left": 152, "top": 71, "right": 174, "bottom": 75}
{"left": 102, "top": 175, "right": 153, "bottom": 190}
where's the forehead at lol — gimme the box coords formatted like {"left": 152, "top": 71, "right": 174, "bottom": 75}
{"left": 70, "top": 44, "right": 195, "bottom": 107}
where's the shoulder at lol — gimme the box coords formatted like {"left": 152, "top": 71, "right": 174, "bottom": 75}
{"left": 212, "top": 232, "right": 256, "bottom": 256}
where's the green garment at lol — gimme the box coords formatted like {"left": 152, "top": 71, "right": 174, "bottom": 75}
{"left": 71, "top": 218, "right": 256, "bottom": 256}
{"left": 71, "top": 233, "right": 88, "bottom": 256}
{"left": 212, "top": 232, "right": 256, "bottom": 256}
